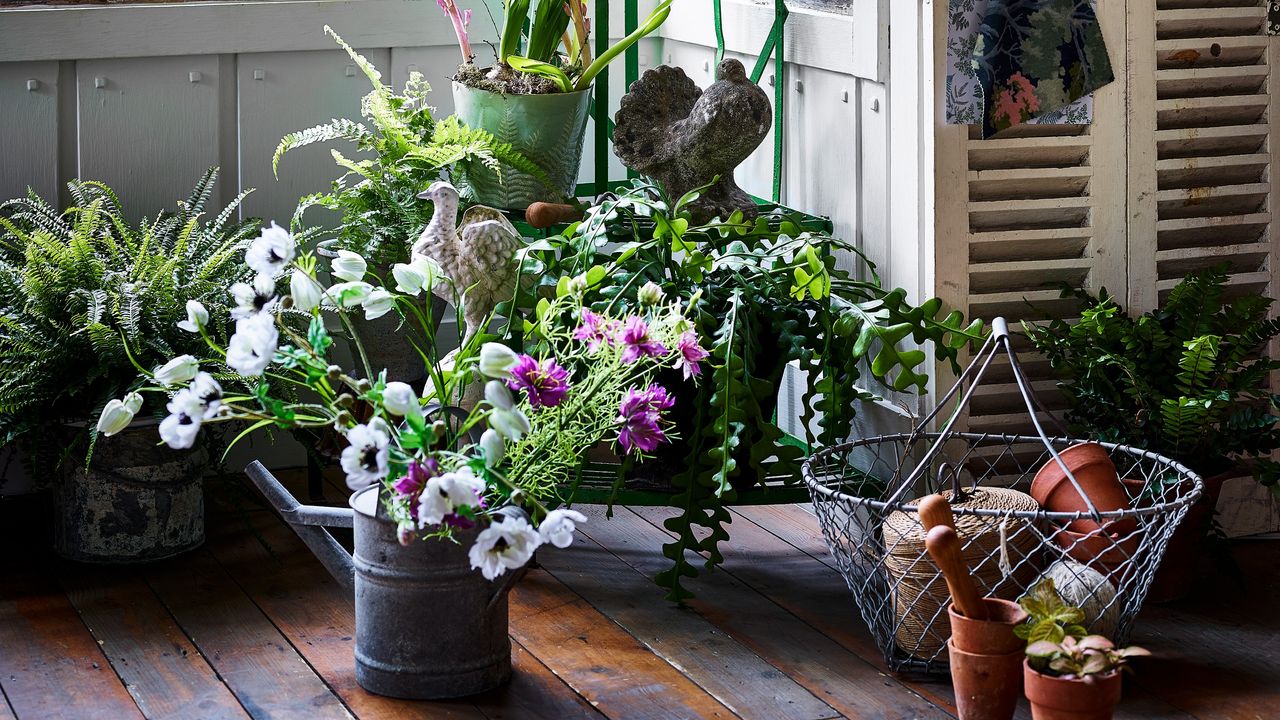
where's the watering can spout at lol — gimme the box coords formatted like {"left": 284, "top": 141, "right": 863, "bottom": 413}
{"left": 244, "top": 461, "right": 357, "bottom": 592}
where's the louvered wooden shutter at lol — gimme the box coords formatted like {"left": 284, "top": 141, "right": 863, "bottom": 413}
{"left": 932, "top": 0, "right": 1280, "bottom": 531}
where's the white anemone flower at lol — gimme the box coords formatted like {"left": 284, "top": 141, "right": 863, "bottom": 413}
{"left": 488, "top": 407, "right": 531, "bottom": 441}
{"left": 159, "top": 389, "right": 205, "bottom": 449}
{"left": 245, "top": 222, "right": 296, "bottom": 277}
{"left": 189, "top": 372, "right": 223, "bottom": 419}
{"left": 153, "top": 355, "right": 199, "bottom": 387}
{"left": 290, "top": 269, "right": 322, "bottom": 311}
{"left": 363, "top": 288, "right": 396, "bottom": 320}
{"left": 339, "top": 422, "right": 390, "bottom": 490}
{"left": 226, "top": 313, "right": 278, "bottom": 377}
{"left": 381, "top": 381, "right": 420, "bottom": 417}
{"left": 177, "top": 300, "right": 208, "bottom": 333}
{"left": 478, "top": 342, "right": 520, "bottom": 378}
{"left": 391, "top": 257, "right": 442, "bottom": 295}
{"left": 331, "top": 250, "right": 368, "bottom": 282}
{"left": 468, "top": 515, "right": 542, "bottom": 580}
{"left": 96, "top": 392, "right": 144, "bottom": 436}
{"left": 230, "top": 273, "right": 279, "bottom": 321}
{"left": 321, "top": 281, "right": 374, "bottom": 309}
{"left": 537, "top": 509, "right": 588, "bottom": 549}
{"left": 479, "top": 428, "right": 505, "bottom": 467}
{"left": 418, "top": 467, "right": 487, "bottom": 526}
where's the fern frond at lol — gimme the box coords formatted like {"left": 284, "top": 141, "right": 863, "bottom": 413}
{"left": 273, "top": 118, "right": 370, "bottom": 177}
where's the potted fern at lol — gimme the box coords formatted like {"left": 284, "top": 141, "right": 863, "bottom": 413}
{"left": 1024, "top": 266, "right": 1280, "bottom": 599}
{"left": 0, "top": 170, "right": 257, "bottom": 562}
{"left": 436, "top": 0, "right": 672, "bottom": 208}
{"left": 275, "top": 27, "right": 543, "bottom": 381}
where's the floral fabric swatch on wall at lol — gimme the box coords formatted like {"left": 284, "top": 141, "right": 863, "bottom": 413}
{"left": 946, "top": 0, "right": 1114, "bottom": 137}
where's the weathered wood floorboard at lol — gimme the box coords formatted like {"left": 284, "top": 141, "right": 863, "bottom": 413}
{"left": 57, "top": 566, "right": 251, "bottom": 720}
{"left": 143, "top": 548, "right": 354, "bottom": 720}
{"left": 575, "top": 506, "right": 951, "bottom": 720}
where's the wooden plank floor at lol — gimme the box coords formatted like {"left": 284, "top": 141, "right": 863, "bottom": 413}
{"left": 0, "top": 470, "right": 1275, "bottom": 720}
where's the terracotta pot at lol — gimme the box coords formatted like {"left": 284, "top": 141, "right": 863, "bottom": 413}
{"left": 949, "top": 641, "right": 1024, "bottom": 720}
{"left": 1050, "top": 526, "right": 1138, "bottom": 579}
{"left": 1024, "top": 660, "right": 1122, "bottom": 720}
{"left": 1031, "top": 443, "right": 1133, "bottom": 535}
{"left": 947, "top": 599, "right": 1028, "bottom": 720}
{"left": 949, "top": 598, "right": 1028, "bottom": 655}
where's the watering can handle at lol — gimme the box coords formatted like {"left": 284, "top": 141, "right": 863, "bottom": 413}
{"left": 244, "top": 461, "right": 357, "bottom": 593}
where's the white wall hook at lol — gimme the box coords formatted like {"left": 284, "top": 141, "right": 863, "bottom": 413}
{"left": 94, "top": 76, "right": 106, "bottom": 89}
{"left": 253, "top": 68, "right": 265, "bottom": 81}
{"left": 26, "top": 79, "right": 39, "bottom": 92}
{"left": 189, "top": 71, "right": 202, "bottom": 83}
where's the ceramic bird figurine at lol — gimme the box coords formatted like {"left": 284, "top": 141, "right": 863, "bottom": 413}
{"left": 413, "top": 182, "right": 521, "bottom": 345}
{"left": 613, "top": 59, "right": 771, "bottom": 223}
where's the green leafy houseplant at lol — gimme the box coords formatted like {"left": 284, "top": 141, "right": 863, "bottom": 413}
{"left": 1025, "top": 635, "right": 1150, "bottom": 680}
{"left": 509, "top": 181, "right": 986, "bottom": 599}
{"left": 0, "top": 169, "right": 257, "bottom": 466}
{"left": 1013, "top": 579, "right": 1089, "bottom": 644}
{"left": 1023, "top": 266, "right": 1280, "bottom": 493}
{"left": 274, "top": 27, "right": 547, "bottom": 267}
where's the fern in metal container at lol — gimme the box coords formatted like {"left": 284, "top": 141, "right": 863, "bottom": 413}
{"left": 0, "top": 168, "right": 257, "bottom": 470}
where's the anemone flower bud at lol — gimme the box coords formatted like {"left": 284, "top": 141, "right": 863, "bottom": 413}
{"left": 479, "top": 428, "right": 505, "bottom": 467}
{"left": 177, "top": 300, "right": 208, "bottom": 333}
{"left": 484, "top": 380, "right": 515, "bottom": 411}
{"left": 382, "top": 381, "right": 421, "bottom": 417}
{"left": 638, "top": 281, "right": 665, "bottom": 305}
{"left": 96, "top": 392, "right": 143, "bottom": 437}
{"left": 290, "top": 269, "right": 322, "bottom": 311}
{"left": 489, "top": 407, "right": 531, "bottom": 441}
{"left": 331, "top": 250, "right": 368, "bottom": 282}
{"left": 363, "top": 288, "right": 396, "bottom": 320}
{"left": 478, "top": 342, "right": 520, "bottom": 378}
{"left": 153, "top": 355, "right": 199, "bottom": 387}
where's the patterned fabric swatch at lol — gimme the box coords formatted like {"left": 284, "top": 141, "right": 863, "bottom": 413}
{"left": 946, "top": 0, "right": 1114, "bottom": 136}
{"left": 1269, "top": 1, "right": 1280, "bottom": 35}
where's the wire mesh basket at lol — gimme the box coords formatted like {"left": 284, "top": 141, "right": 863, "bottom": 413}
{"left": 802, "top": 319, "right": 1203, "bottom": 673}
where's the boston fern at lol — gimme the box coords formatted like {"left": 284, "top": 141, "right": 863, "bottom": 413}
{"left": 0, "top": 169, "right": 256, "bottom": 462}
{"left": 510, "top": 182, "right": 985, "bottom": 600}
{"left": 275, "top": 26, "right": 550, "bottom": 267}
{"left": 1024, "top": 266, "right": 1280, "bottom": 491}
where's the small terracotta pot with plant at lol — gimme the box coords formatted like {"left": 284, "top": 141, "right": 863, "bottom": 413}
{"left": 1023, "top": 635, "right": 1149, "bottom": 720}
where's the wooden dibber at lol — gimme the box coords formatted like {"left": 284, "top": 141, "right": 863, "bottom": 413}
{"left": 918, "top": 494, "right": 987, "bottom": 621}
{"left": 526, "top": 202, "right": 583, "bottom": 229}
{"left": 925, "top": 526, "right": 989, "bottom": 621}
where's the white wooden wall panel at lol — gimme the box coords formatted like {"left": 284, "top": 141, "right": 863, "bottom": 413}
{"left": 238, "top": 48, "right": 390, "bottom": 226}
{"left": 77, "top": 56, "right": 221, "bottom": 220}
{"left": 0, "top": 61, "right": 58, "bottom": 202}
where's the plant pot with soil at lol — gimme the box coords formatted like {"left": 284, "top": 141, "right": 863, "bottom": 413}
{"left": 437, "top": 0, "right": 673, "bottom": 209}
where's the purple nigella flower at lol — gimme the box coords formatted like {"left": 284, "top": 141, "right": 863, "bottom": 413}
{"left": 572, "top": 309, "right": 617, "bottom": 353}
{"left": 507, "top": 354, "right": 571, "bottom": 409}
{"left": 617, "top": 385, "right": 676, "bottom": 454}
{"left": 674, "top": 331, "right": 710, "bottom": 380}
{"left": 392, "top": 457, "right": 439, "bottom": 497}
{"left": 618, "top": 316, "right": 668, "bottom": 364}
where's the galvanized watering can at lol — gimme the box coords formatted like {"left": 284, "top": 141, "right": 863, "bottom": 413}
{"left": 244, "top": 461, "right": 526, "bottom": 699}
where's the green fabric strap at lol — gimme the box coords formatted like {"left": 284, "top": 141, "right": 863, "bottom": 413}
{"left": 593, "top": 0, "right": 610, "bottom": 194}
{"left": 625, "top": 0, "right": 640, "bottom": 180}
{"left": 713, "top": 0, "right": 726, "bottom": 66}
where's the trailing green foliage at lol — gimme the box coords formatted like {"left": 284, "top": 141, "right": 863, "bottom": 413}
{"left": 508, "top": 181, "right": 985, "bottom": 600}
{"left": 275, "top": 27, "right": 547, "bottom": 267}
{"left": 0, "top": 169, "right": 257, "bottom": 467}
{"left": 1024, "top": 266, "right": 1280, "bottom": 492}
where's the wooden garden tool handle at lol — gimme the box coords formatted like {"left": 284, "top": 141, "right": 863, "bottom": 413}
{"left": 917, "top": 493, "right": 957, "bottom": 532}
{"left": 526, "top": 202, "right": 582, "bottom": 229}
{"left": 925, "top": 525, "right": 988, "bottom": 621}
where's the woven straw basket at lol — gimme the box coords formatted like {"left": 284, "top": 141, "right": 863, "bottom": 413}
{"left": 881, "top": 487, "right": 1040, "bottom": 659}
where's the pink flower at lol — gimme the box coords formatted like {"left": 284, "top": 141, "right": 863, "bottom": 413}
{"left": 573, "top": 309, "right": 617, "bottom": 353}
{"left": 617, "top": 385, "right": 675, "bottom": 454}
{"left": 674, "top": 331, "right": 709, "bottom": 380}
{"left": 393, "top": 457, "right": 439, "bottom": 498}
{"left": 618, "top": 316, "right": 668, "bottom": 364}
{"left": 507, "top": 354, "right": 571, "bottom": 409}
{"left": 437, "top": 0, "right": 473, "bottom": 62}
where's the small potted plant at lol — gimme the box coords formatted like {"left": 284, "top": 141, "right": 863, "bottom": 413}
{"left": 1024, "top": 266, "right": 1280, "bottom": 598}
{"left": 0, "top": 170, "right": 256, "bottom": 562}
{"left": 115, "top": 220, "right": 698, "bottom": 697}
{"left": 1023, "top": 635, "right": 1149, "bottom": 720}
{"left": 275, "top": 27, "right": 545, "bottom": 381}
{"left": 436, "top": 0, "right": 673, "bottom": 208}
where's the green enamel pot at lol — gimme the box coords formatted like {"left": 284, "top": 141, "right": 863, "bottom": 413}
{"left": 451, "top": 81, "right": 591, "bottom": 210}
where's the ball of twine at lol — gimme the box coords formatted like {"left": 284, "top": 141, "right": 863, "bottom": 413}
{"left": 881, "top": 487, "right": 1041, "bottom": 661}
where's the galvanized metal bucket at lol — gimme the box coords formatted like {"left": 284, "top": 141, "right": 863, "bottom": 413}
{"left": 55, "top": 421, "right": 205, "bottom": 563}
{"left": 452, "top": 81, "right": 591, "bottom": 209}
{"left": 245, "top": 462, "right": 524, "bottom": 699}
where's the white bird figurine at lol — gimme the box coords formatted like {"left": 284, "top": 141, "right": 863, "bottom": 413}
{"left": 412, "top": 182, "right": 521, "bottom": 346}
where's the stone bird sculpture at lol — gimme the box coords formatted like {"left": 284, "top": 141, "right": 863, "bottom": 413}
{"left": 613, "top": 59, "right": 771, "bottom": 223}
{"left": 413, "top": 181, "right": 521, "bottom": 346}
